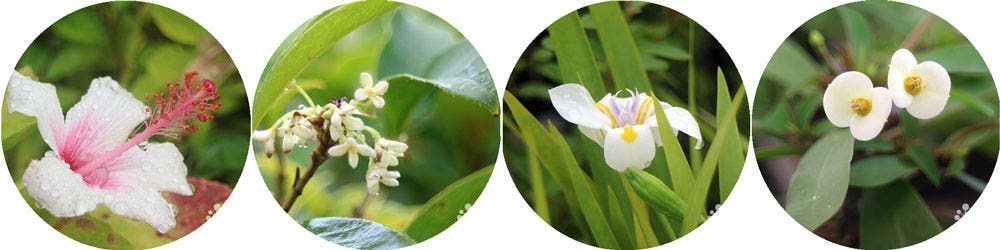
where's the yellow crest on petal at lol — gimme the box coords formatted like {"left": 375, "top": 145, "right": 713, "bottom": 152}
{"left": 621, "top": 125, "right": 638, "bottom": 143}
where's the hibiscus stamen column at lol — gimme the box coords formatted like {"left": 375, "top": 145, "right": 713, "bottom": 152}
{"left": 75, "top": 72, "right": 221, "bottom": 177}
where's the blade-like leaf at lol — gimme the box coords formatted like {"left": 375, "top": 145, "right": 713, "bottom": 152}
{"left": 785, "top": 129, "right": 855, "bottom": 231}
{"left": 589, "top": 2, "right": 651, "bottom": 90}
{"left": 650, "top": 94, "right": 694, "bottom": 199}
{"left": 253, "top": 0, "right": 400, "bottom": 127}
{"left": 716, "top": 69, "right": 744, "bottom": 201}
{"left": 549, "top": 11, "right": 605, "bottom": 98}
{"left": 859, "top": 181, "right": 942, "bottom": 249}
{"left": 305, "top": 217, "right": 416, "bottom": 249}
{"left": 849, "top": 156, "right": 915, "bottom": 188}
{"left": 405, "top": 166, "right": 494, "bottom": 242}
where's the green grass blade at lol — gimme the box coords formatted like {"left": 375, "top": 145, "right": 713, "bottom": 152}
{"left": 605, "top": 187, "right": 637, "bottom": 250}
{"left": 681, "top": 86, "right": 745, "bottom": 234}
{"left": 687, "top": 21, "right": 702, "bottom": 175}
{"left": 253, "top": 0, "right": 400, "bottom": 127}
{"left": 528, "top": 149, "right": 550, "bottom": 223}
{"left": 715, "top": 69, "right": 744, "bottom": 201}
{"left": 549, "top": 11, "right": 605, "bottom": 97}
{"left": 504, "top": 92, "right": 618, "bottom": 248}
{"left": 589, "top": 2, "right": 651, "bottom": 90}
{"left": 650, "top": 94, "right": 694, "bottom": 199}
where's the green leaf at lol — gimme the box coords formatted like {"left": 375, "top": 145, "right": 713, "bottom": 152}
{"left": 859, "top": 181, "right": 942, "bottom": 249}
{"left": 254, "top": 0, "right": 401, "bottom": 127}
{"left": 849, "top": 156, "right": 915, "bottom": 188}
{"left": 305, "top": 217, "right": 416, "bottom": 249}
{"left": 637, "top": 40, "right": 689, "bottom": 61}
{"left": 908, "top": 145, "right": 940, "bottom": 186}
{"left": 837, "top": 7, "right": 871, "bottom": 67}
{"left": 50, "top": 8, "right": 107, "bottom": 45}
{"left": 405, "top": 166, "right": 493, "bottom": 242}
{"left": 589, "top": 2, "right": 651, "bottom": 90}
{"left": 650, "top": 94, "right": 694, "bottom": 199}
{"left": 381, "top": 71, "right": 497, "bottom": 136}
{"left": 53, "top": 214, "right": 134, "bottom": 249}
{"left": 681, "top": 86, "right": 745, "bottom": 234}
{"left": 149, "top": 5, "right": 206, "bottom": 45}
{"left": 951, "top": 89, "right": 995, "bottom": 117}
{"left": 716, "top": 69, "right": 744, "bottom": 201}
{"left": 377, "top": 6, "right": 461, "bottom": 78}
{"left": 46, "top": 46, "right": 101, "bottom": 81}
{"left": 549, "top": 11, "right": 605, "bottom": 97}
{"left": 785, "top": 129, "right": 855, "bottom": 231}
{"left": 764, "top": 41, "right": 820, "bottom": 93}
{"left": 503, "top": 92, "right": 619, "bottom": 248}
{"left": 1, "top": 103, "right": 36, "bottom": 149}
{"left": 916, "top": 43, "right": 988, "bottom": 74}
{"left": 625, "top": 168, "right": 687, "bottom": 221}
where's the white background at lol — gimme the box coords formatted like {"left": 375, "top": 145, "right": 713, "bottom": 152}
{"left": 0, "top": 0, "right": 997, "bottom": 249}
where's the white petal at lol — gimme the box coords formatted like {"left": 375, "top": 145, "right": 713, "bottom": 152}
{"left": 360, "top": 72, "right": 373, "bottom": 88}
{"left": 356, "top": 144, "right": 375, "bottom": 157}
{"left": 328, "top": 144, "right": 348, "bottom": 156}
{"left": 102, "top": 187, "right": 178, "bottom": 233}
{"left": 849, "top": 87, "right": 891, "bottom": 141}
{"left": 99, "top": 143, "right": 191, "bottom": 195}
{"left": 354, "top": 88, "right": 369, "bottom": 101}
{"left": 579, "top": 126, "right": 606, "bottom": 145}
{"left": 548, "top": 84, "right": 611, "bottom": 130}
{"left": 21, "top": 152, "right": 103, "bottom": 217}
{"left": 373, "top": 81, "right": 389, "bottom": 95}
{"left": 251, "top": 130, "right": 274, "bottom": 141}
{"left": 62, "top": 77, "right": 147, "bottom": 164}
{"left": 907, "top": 62, "right": 950, "bottom": 119}
{"left": 344, "top": 116, "right": 365, "bottom": 131}
{"left": 889, "top": 49, "right": 918, "bottom": 75}
{"left": 887, "top": 68, "right": 912, "bottom": 108}
{"left": 371, "top": 96, "right": 385, "bottom": 109}
{"left": 7, "top": 72, "right": 66, "bottom": 151}
{"left": 348, "top": 152, "right": 360, "bottom": 168}
{"left": 824, "top": 71, "right": 873, "bottom": 127}
{"left": 603, "top": 125, "right": 656, "bottom": 172}
{"left": 645, "top": 105, "right": 703, "bottom": 149}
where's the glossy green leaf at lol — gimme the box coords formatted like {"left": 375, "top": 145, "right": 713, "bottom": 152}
{"left": 682, "top": 86, "right": 745, "bottom": 234}
{"left": 149, "top": 5, "right": 205, "bottom": 45}
{"left": 406, "top": 166, "right": 493, "bottom": 242}
{"left": 916, "top": 43, "right": 988, "bottom": 74}
{"left": 908, "top": 145, "right": 940, "bottom": 186}
{"left": 549, "top": 11, "right": 605, "bottom": 97}
{"left": 849, "top": 156, "right": 914, "bottom": 188}
{"left": 503, "top": 92, "right": 618, "bottom": 248}
{"left": 785, "top": 129, "right": 855, "bottom": 231}
{"left": 254, "top": 0, "right": 401, "bottom": 127}
{"left": 381, "top": 71, "right": 496, "bottom": 136}
{"left": 859, "top": 181, "right": 942, "bottom": 249}
{"left": 716, "top": 69, "right": 744, "bottom": 201}
{"left": 650, "top": 94, "right": 694, "bottom": 199}
{"left": 1, "top": 104, "right": 36, "bottom": 150}
{"left": 589, "top": 2, "right": 651, "bottom": 90}
{"left": 764, "top": 41, "right": 820, "bottom": 93}
{"left": 305, "top": 217, "right": 416, "bottom": 249}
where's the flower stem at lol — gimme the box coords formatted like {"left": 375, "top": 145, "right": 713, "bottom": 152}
{"left": 281, "top": 118, "right": 334, "bottom": 211}
{"left": 295, "top": 83, "right": 316, "bottom": 108}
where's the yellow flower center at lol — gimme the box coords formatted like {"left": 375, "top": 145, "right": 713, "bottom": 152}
{"left": 621, "top": 125, "right": 638, "bottom": 143}
{"left": 850, "top": 97, "right": 872, "bottom": 116}
{"left": 904, "top": 75, "right": 923, "bottom": 95}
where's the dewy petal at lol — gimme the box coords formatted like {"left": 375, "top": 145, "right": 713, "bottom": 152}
{"left": 99, "top": 143, "right": 192, "bottom": 195}
{"left": 61, "top": 77, "right": 147, "bottom": 168}
{"left": 21, "top": 152, "right": 103, "bottom": 217}
{"left": 579, "top": 126, "right": 606, "bottom": 145}
{"left": 102, "top": 188, "right": 178, "bottom": 233}
{"left": 849, "top": 87, "right": 891, "bottom": 141}
{"left": 603, "top": 125, "right": 656, "bottom": 172}
{"left": 7, "top": 72, "right": 66, "bottom": 151}
{"left": 907, "top": 61, "right": 951, "bottom": 119}
{"left": 824, "top": 71, "right": 873, "bottom": 127}
{"left": 646, "top": 103, "right": 703, "bottom": 149}
{"left": 549, "top": 84, "right": 612, "bottom": 130}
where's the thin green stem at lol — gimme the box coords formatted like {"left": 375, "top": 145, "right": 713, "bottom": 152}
{"left": 295, "top": 83, "right": 316, "bottom": 108}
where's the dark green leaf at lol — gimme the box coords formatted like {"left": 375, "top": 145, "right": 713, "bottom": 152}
{"left": 849, "top": 156, "right": 914, "bottom": 188}
{"left": 859, "top": 181, "right": 942, "bottom": 249}
{"left": 406, "top": 166, "right": 493, "bottom": 242}
{"left": 716, "top": 69, "right": 744, "bottom": 201}
{"left": 548, "top": 11, "right": 605, "bottom": 97}
{"left": 785, "top": 129, "right": 855, "bottom": 230}
{"left": 149, "top": 5, "right": 206, "bottom": 45}
{"left": 916, "top": 43, "right": 988, "bottom": 74}
{"left": 837, "top": 7, "right": 871, "bottom": 67}
{"left": 305, "top": 217, "right": 415, "bottom": 249}
{"left": 589, "top": 2, "right": 651, "bottom": 90}
{"left": 764, "top": 41, "right": 820, "bottom": 93}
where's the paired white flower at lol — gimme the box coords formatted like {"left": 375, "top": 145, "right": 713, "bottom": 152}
{"left": 365, "top": 167, "right": 401, "bottom": 195}
{"left": 327, "top": 102, "right": 365, "bottom": 142}
{"left": 7, "top": 72, "right": 197, "bottom": 233}
{"left": 549, "top": 84, "right": 702, "bottom": 172}
{"left": 375, "top": 138, "right": 408, "bottom": 168}
{"left": 888, "top": 49, "right": 950, "bottom": 119}
{"left": 277, "top": 111, "right": 318, "bottom": 154}
{"left": 823, "top": 71, "right": 892, "bottom": 141}
{"left": 354, "top": 72, "right": 389, "bottom": 109}
{"left": 327, "top": 137, "right": 375, "bottom": 168}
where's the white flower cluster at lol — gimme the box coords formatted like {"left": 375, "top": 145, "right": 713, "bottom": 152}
{"left": 823, "top": 49, "right": 950, "bottom": 141}
{"left": 253, "top": 73, "right": 408, "bottom": 195}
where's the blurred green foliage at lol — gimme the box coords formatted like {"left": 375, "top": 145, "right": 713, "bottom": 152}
{"left": 753, "top": 1, "right": 997, "bottom": 248}
{"left": 253, "top": 3, "right": 498, "bottom": 243}
{"left": 3, "top": 2, "right": 247, "bottom": 248}
{"left": 503, "top": 1, "right": 748, "bottom": 248}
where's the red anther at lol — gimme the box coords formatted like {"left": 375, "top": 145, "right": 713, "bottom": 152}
{"left": 203, "top": 79, "right": 216, "bottom": 93}
{"left": 135, "top": 71, "right": 221, "bottom": 142}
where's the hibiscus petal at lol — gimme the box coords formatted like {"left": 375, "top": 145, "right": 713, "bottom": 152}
{"left": 102, "top": 187, "right": 179, "bottom": 233}
{"left": 61, "top": 77, "right": 147, "bottom": 167}
{"left": 549, "top": 84, "right": 612, "bottom": 129}
{"left": 21, "top": 152, "right": 103, "bottom": 217}
{"left": 603, "top": 125, "right": 656, "bottom": 172}
{"left": 824, "top": 71, "right": 872, "bottom": 127}
{"left": 849, "top": 87, "right": 891, "bottom": 141}
{"left": 6, "top": 72, "right": 66, "bottom": 151}
{"left": 100, "top": 143, "right": 192, "bottom": 195}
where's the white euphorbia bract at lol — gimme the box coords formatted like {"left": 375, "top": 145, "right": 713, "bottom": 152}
{"left": 7, "top": 71, "right": 220, "bottom": 233}
{"left": 888, "top": 49, "right": 950, "bottom": 119}
{"left": 823, "top": 71, "right": 892, "bottom": 141}
{"left": 549, "top": 84, "right": 702, "bottom": 172}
